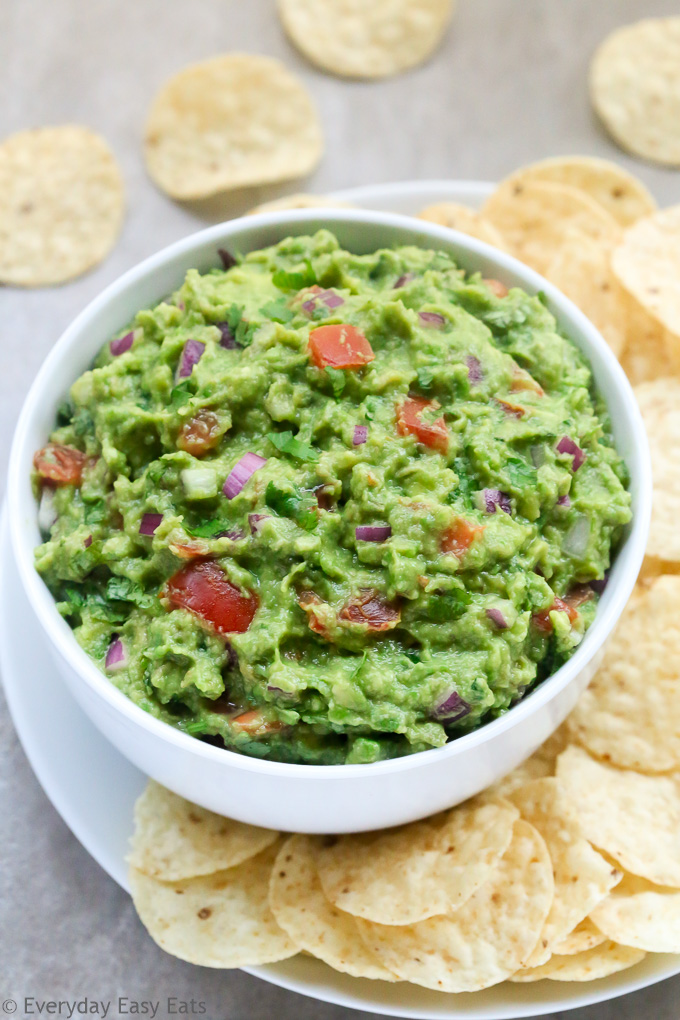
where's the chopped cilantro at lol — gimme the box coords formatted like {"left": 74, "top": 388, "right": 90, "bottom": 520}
{"left": 170, "top": 380, "right": 193, "bottom": 409}
{"left": 272, "top": 259, "right": 316, "bottom": 291}
{"left": 266, "top": 481, "right": 317, "bottom": 531}
{"left": 507, "top": 455, "right": 537, "bottom": 488}
{"left": 325, "top": 367, "right": 346, "bottom": 398}
{"left": 416, "top": 366, "right": 435, "bottom": 390}
{"left": 259, "top": 299, "right": 294, "bottom": 324}
{"left": 267, "top": 430, "right": 320, "bottom": 463}
{"left": 106, "top": 576, "right": 154, "bottom": 608}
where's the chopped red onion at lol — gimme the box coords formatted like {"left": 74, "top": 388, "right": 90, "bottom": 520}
{"left": 223, "top": 452, "right": 267, "bottom": 499}
{"left": 302, "top": 298, "right": 317, "bottom": 314}
{"left": 556, "top": 494, "right": 571, "bottom": 507}
{"left": 84, "top": 535, "right": 93, "bottom": 548}
{"left": 177, "top": 339, "right": 206, "bottom": 380}
{"left": 215, "top": 528, "right": 246, "bottom": 540}
{"left": 419, "top": 311, "right": 446, "bottom": 328}
{"left": 486, "top": 607, "right": 508, "bottom": 629}
{"left": 479, "top": 489, "right": 512, "bottom": 515}
{"left": 218, "top": 248, "right": 237, "bottom": 270}
{"left": 110, "top": 331, "right": 133, "bottom": 357}
{"left": 590, "top": 574, "right": 608, "bottom": 595}
{"left": 177, "top": 302, "right": 185, "bottom": 311}
{"left": 353, "top": 425, "right": 368, "bottom": 446}
{"left": 564, "top": 515, "right": 590, "bottom": 558}
{"left": 248, "top": 513, "right": 270, "bottom": 534}
{"left": 105, "top": 636, "right": 127, "bottom": 672}
{"left": 139, "top": 513, "right": 163, "bottom": 536}
{"left": 394, "top": 273, "right": 414, "bottom": 288}
{"left": 556, "top": 436, "right": 585, "bottom": 471}
{"left": 431, "top": 689, "right": 471, "bottom": 722}
{"left": 466, "top": 355, "right": 483, "bottom": 384}
{"left": 216, "top": 321, "right": 237, "bottom": 349}
{"left": 355, "top": 524, "right": 392, "bottom": 542}
{"left": 302, "top": 288, "right": 345, "bottom": 315}
{"left": 38, "top": 487, "right": 58, "bottom": 532}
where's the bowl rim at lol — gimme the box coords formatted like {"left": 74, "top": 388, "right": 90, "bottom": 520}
{"left": 7, "top": 206, "right": 652, "bottom": 779}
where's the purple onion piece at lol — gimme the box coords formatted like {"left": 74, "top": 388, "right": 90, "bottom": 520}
{"left": 466, "top": 355, "right": 483, "bottom": 384}
{"left": 320, "top": 289, "right": 344, "bottom": 308}
{"left": 419, "top": 311, "right": 446, "bottom": 328}
{"left": 480, "top": 489, "right": 512, "bottom": 515}
{"left": 556, "top": 494, "right": 571, "bottom": 508}
{"left": 248, "top": 513, "right": 270, "bottom": 534}
{"left": 590, "top": 573, "right": 609, "bottom": 595}
{"left": 486, "top": 607, "right": 508, "bottom": 629}
{"left": 223, "top": 453, "right": 267, "bottom": 499}
{"left": 177, "top": 302, "right": 185, "bottom": 311}
{"left": 394, "top": 273, "right": 414, "bottom": 289}
{"left": 431, "top": 689, "right": 471, "bottom": 723}
{"left": 139, "top": 513, "right": 163, "bottom": 536}
{"left": 355, "top": 524, "right": 392, "bottom": 542}
{"left": 110, "top": 331, "right": 133, "bottom": 357}
{"left": 556, "top": 436, "right": 585, "bottom": 471}
{"left": 353, "top": 425, "right": 368, "bottom": 446}
{"left": 105, "top": 636, "right": 127, "bottom": 672}
{"left": 218, "top": 248, "right": 237, "bottom": 270}
{"left": 177, "top": 339, "right": 206, "bottom": 380}
{"left": 302, "top": 298, "right": 317, "bottom": 315}
{"left": 84, "top": 535, "right": 93, "bottom": 549}
{"left": 216, "top": 321, "right": 237, "bottom": 349}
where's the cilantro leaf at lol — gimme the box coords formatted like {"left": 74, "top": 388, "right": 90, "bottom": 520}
{"left": 224, "top": 303, "right": 256, "bottom": 347}
{"left": 416, "top": 366, "right": 435, "bottom": 390}
{"left": 170, "top": 380, "right": 193, "bottom": 409}
{"left": 259, "top": 299, "right": 294, "bottom": 324}
{"left": 84, "top": 499, "right": 107, "bottom": 527}
{"left": 267, "top": 430, "right": 320, "bottom": 463}
{"left": 265, "top": 481, "right": 317, "bottom": 531}
{"left": 272, "top": 259, "right": 317, "bottom": 291}
{"left": 428, "top": 590, "right": 471, "bottom": 622}
{"left": 106, "top": 576, "right": 154, "bottom": 608}
{"left": 325, "top": 367, "right": 346, "bottom": 398}
{"left": 186, "top": 519, "right": 239, "bottom": 538}
{"left": 507, "top": 456, "right": 537, "bottom": 488}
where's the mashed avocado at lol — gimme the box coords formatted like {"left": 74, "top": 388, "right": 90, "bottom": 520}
{"left": 33, "top": 230, "right": 631, "bottom": 764}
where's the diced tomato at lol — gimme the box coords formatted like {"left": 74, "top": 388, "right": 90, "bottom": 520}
{"left": 532, "top": 595, "right": 580, "bottom": 634}
{"left": 442, "top": 518, "right": 485, "bottom": 558}
{"left": 33, "top": 443, "right": 86, "bottom": 486}
{"left": 308, "top": 324, "right": 375, "bottom": 369}
{"left": 496, "top": 398, "right": 525, "bottom": 419}
{"left": 510, "top": 365, "right": 544, "bottom": 396}
{"left": 339, "top": 589, "right": 401, "bottom": 631}
{"left": 169, "top": 540, "right": 209, "bottom": 560}
{"left": 298, "top": 590, "right": 330, "bottom": 637}
{"left": 483, "top": 278, "right": 509, "bottom": 298}
{"left": 231, "top": 709, "right": 286, "bottom": 737}
{"left": 163, "top": 560, "right": 258, "bottom": 635}
{"left": 177, "top": 409, "right": 222, "bottom": 456}
{"left": 396, "top": 397, "right": 449, "bottom": 453}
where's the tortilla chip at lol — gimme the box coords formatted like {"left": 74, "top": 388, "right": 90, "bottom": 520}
{"left": 277, "top": 0, "right": 455, "bottom": 80}
{"left": 612, "top": 205, "right": 680, "bottom": 341}
{"left": 316, "top": 796, "right": 518, "bottom": 925}
{"left": 268, "top": 834, "right": 397, "bottom": 980}
{"left": 590, "top": 873, "right": 680, "bottom": 953}
{"left": 556, "top": 746, "right": 680, "bottom": 887}
{"left": 508, "top": 778, "right": 621, "bottom": 967}
{"left": 481, "top": 180, "right": 620, "bottom": 276}
{"left": 546, "top": 229, "right": 627, "bottom": 357}
{"left": 618, "top": 291, "right": 680, "bottom": 385}
{"left": 0, "top": 125, "right": 124, "bottom": 287}
{"left": 511, "top": 941, "right": 645, "bottom": 983}
{"left": 552, "top": 918, "right": 607, "bottom": 956}
{"left": 417, "top": 203, "right": 506, "bottom": 248}
{"left": 144, "top": 54, "right": 323, "bottom": 200}
{"left": 129, "top": 841, "right": 298, "bottom": 967}
{"left": 247, "top": 193, "right": 353, "bottom": 215}
{"left": 500, "top": 156, "right": 656, "bottom": 227}
{"left": 490, "top": 725, "right": 570, "bottom": 796}
{"left": 128, "top": 781, "right": 278, "bottom": 881}
{"left": 634, "top": 382, "right": 680, "bottom": 561}
{"left": 355, "top": 820, "right": 554, "bottom": 993}
{"left": 566, "top": 577, "right": 680, "bottom": 771}
{"left": 590, "top": 18, "right": 680, "bottom": 166}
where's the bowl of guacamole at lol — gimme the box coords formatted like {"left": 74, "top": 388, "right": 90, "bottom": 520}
{"left": 8, "top": 210, "right": 650, "bottom": 831}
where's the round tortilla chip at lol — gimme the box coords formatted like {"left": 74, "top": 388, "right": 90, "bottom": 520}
{"left": 144, "top": 54, "right": 323, "bottom": 200}
{"left": 634, "top": 382, "right": 680, "bottom": 561}
{"left": 508, "top": 778, "right": 622, "bottom": 967}
{"left": 0, "top": 125, "right": 124, "bottom": 287}
{"left": 590, "top": 873, "right": 680, "bottom": 953}
{"left": 316, "top": 796, "right": 518, "bottom": 925}
{"left": 481, "top": 180, "right": 620, "bottom": 276}
{"left": 277, "top": 0, "right": 455, "bottom": 80}
{"left": 546, "top": 229, "right": 627, "bottom": 357}
{"left": 552, "top": 918, "right": 607, "bottom": 956}
{"left": 355, "top": 820, "right": 554, "bottom": 993}
{"left": 128, "top": 780, "right": 278, "bottom": 881}
{"left": 510, "top": 941, "right": 645, "bottom": 983}
{"left": 268, "top": 834, "right": 397, "bottom": 980}
{"left": 500, "top": 156, "right": 656, "bottom": 227}
{"left": 129, "top": 841, "right": 298, "bottom": 968}
{"left": 612, "top": 205, "right": 680, "bottom": 340}
{"left": 590, "top": 18, "right": 680, "bottom": 167}
{"left": 566, "top": 576, "right": 680, "bottom": 771}
{"left": 417, "top": 203, "right": 506, "bottom": 248}
{"left": 490, "top": 724, "right": 570, "bottom": 797}
{"left": 247, "top": 193, "right": 353, "bottom": 215}
{"left": 618, "top": 291, "right": 680, "bottom": 385}
{"left": 556, "top": 746, "right": 680, "bottom": 887}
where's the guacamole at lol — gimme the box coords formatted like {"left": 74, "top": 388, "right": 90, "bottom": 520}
{"left": 33, "top": 230, "right": 631, "bottom": 764}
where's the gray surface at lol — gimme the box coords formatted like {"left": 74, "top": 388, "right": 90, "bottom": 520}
{"left": 2, "top": 0, "right": 680, "bottom": 1016}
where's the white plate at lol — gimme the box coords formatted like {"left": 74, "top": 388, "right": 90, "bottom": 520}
{"left": 2, "top": 179, "right": 678, "bottom": 1018}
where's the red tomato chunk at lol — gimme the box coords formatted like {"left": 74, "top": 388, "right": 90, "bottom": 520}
{"left": 33, "top": 443, "right": 86, "bottom": 486}
{"left": 441, "top": 518, "right": 484, "bottom": 558}
{"left": 308, "top": 324, "right": 375, "bottom": 369}
{"left": 396, "top": 397, "right": 449, "bottom": 453}
{"left": 164, "top": 560, "right": 258, "bottom": 635}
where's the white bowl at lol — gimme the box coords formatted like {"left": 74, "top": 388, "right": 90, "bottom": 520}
{"left": 7, "top": 208, "right": 651, "bottom": 833}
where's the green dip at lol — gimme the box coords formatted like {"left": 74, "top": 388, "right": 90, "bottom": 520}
{"left": 33, "top": 230, "right": 631, "bottom": 764}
